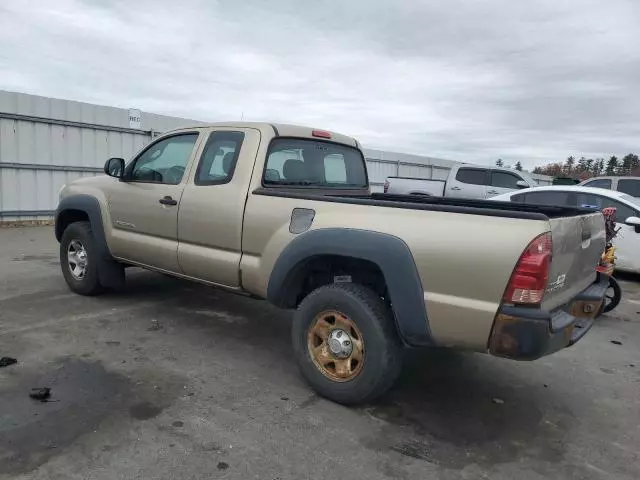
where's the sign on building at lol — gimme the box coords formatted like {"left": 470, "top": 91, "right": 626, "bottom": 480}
{"left": 128, "top": 108, "right": 142, "bottom": 129}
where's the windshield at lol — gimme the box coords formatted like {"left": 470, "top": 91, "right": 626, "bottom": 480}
{"left": 517, "top": 170, "right": 538, "bottom": 186}
{"left": 264, "top": 138, "right": 368, "bottom": 188}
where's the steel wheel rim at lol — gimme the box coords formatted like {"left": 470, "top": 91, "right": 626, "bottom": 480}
{"left": 67, "top": 240, "right": 88, "bottom": 280}
{"left": 307, "top": 310, "right": 365, "bottom": 382}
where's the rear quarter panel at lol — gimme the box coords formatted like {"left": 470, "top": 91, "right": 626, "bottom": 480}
{"left": 241, "top": 194, "right": 548, "bottom": 350}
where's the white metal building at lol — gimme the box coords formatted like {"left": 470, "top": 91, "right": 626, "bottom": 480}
{"left": 0, "top": 90, "right": 551, "bottom": 222}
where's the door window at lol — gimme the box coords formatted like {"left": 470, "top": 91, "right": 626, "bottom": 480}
{"left": 576, "top": 194, "right": 637, "bottom": 220}
{"left": 195, "top": 131, "right": 245, "bottom": 185}
{"left": 582, "top": 178, "right": 612, "bottom": 189}
{"left": 618, "top": 179, "right": 640, "bottom": 197}
{"left": 455, "top": 168, "right": 487, "bottom": 185}
{"left": 491, "top": 171, "right": 522, "bottom": 189}
{"left": 130, "top": 134, "right": 198, "bottom": 184}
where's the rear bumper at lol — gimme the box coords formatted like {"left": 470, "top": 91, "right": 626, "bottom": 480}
{"left": 488, "top": 275, "right": 608, "bottom": 360}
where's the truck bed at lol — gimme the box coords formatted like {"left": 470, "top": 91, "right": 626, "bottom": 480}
{"left": 253, "top": 188, "right": 594, "bottom": 220}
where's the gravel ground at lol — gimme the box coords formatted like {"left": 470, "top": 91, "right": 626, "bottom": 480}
{"left": 1, "top": 226, "right": 639, "bottom": 480}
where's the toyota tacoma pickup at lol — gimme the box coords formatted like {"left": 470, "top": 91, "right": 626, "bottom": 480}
{"left": 55, "top": 122, "right": 608, "bottom": 404}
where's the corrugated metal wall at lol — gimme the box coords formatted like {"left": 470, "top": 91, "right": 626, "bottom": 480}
{"left": 0, "top": 90, "right": 552, "bottom": 220}
{"left": 0, "top": 90, "right": 200, "bottom": 222}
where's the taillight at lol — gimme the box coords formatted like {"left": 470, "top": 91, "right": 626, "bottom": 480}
{"left": 312, "top": 129, "right": 331, "bottom": 139}
{"left": 503, "top": 233, "right": 552, "bottom": 305}
{"left": 383, "top": 180, "right": 389, "bottom": 193}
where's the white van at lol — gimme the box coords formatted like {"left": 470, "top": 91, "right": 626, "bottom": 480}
{"left": 580, "top": 176, "right": 640, "bottom": 198}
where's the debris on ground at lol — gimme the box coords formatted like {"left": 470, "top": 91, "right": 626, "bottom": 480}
{"left": 148, "top": 319, "right": 162, "bottom": 331}
{"left": 29, "top": 387, "right": 51, "bottom": 401}
{"left": 217, "top": 462, "right": 229, "bottom": 470}
{"left": 0, "top": 357, "right": 18, "bottom": 368}
{"left": 492, "top": 397, "right": 505, "bottom": 404}
{"left": 610, "top": 340, "right": 623, "bottom": 345}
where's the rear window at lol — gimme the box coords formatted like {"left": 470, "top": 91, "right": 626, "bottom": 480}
{"left": 455, "top": 168, "right": 487, "bottom": 185}
{"left": 618, "top": 179, "right": 640, "bottom": 197}
{"left": 264, "top": 138, "right": 367, "bottom": 188}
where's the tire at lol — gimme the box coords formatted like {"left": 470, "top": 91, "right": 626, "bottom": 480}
{"left": 60, "top": 221, "right": 105, "bottom": 296}
{"left": 291, "top": 283, "right": 402, "bottom": 405}
{"left": 603, "top": 276, "right": 621, "bottom": 313}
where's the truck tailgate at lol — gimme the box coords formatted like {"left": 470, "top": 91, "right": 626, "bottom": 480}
{"left": 543, "top": 211, "right": 606, "bottom": 311}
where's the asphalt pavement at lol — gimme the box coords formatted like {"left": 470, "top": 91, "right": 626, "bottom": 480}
{"left": 1, "top": 226, "right": 639, "bottom": 480}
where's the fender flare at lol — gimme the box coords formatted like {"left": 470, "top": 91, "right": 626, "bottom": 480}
{"left": 267, "top": 228, "right": 433, "bottom": 346}
{"left": 55, "top": 194, "right": 124, "bottom": 289}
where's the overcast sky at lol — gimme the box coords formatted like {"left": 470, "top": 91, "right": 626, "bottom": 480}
{"left": 1, "top": 0, "right": 638, "bottom": 168}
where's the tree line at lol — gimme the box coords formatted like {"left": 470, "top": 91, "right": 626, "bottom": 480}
{"left": 527, "top": 154, "right": 640, "bottom": 180}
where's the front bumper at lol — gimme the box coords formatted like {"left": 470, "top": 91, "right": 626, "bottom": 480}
{"left": 488, "top": 275, "right": 608, "bottom": 360}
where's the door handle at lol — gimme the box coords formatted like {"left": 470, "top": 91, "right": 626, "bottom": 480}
{"left": 488, "top": 190, "right": 499, "bottom": 195}
{"left": 159, "top": 196, "right": 178, "bottom": 206}
{"left": 451, "top": 186, "right": 461, "bottom": 191}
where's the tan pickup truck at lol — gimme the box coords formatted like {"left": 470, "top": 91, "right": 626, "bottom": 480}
{"left": 55, "top": 122, "right": 608, "bottom": 404}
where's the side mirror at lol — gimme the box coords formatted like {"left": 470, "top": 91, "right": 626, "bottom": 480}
{"left": 624, "top": 216, "right": 640, "bottom": 233}
{"left": 516, "top": 180, "right": 529, "bottom": 189}
{"left": 104, "top": 158, "right": 125, "bottom": 179}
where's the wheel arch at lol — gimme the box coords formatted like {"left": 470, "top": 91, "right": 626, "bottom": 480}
{"left": 55, "top": 194, "right": 124, "bottom": 289}
{"left": 267, "top": 228, "right": 434, "bottom": 346}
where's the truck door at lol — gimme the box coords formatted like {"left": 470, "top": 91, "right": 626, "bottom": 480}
{"left": 487, "top": 170, "right": 526, "bottom": 198}
{"left": 106, "top": 133, "right": 200, "bottom": 272}
{"left": 177, "top": 128, "right": 261, "bottom": 287}
{"left": 446, "top": 167, "right": 489, "bottom": 199}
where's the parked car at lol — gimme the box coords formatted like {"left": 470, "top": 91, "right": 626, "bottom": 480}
{"left": 384, "top": 164, "right": 538, "bottom": 199}
{"left": 580, "top": 176, "right": 640, "bottom": 198}
{"left": 55, "top": 122, "right": 607, "bottom": 404}
{"left": 490, "top": 185, "right": 640, "bottom": 274}
{"left": 553, "top": 177, "right": 580, "bottom": 185}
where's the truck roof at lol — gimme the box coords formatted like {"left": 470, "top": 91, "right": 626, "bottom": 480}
{"left": 168, "top": 122, "right": 359, "bottom": 148}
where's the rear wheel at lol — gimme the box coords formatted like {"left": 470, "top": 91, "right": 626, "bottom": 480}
{"left": 60, "top": 221, "right": 105, "bottom": 296}
{"left": 292, "top": 283, "right": 402, "bottom": 405}
{"left": 602, "top": 276, "right": 621, "bottom": 313}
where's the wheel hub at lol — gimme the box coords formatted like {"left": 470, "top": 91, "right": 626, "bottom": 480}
{"left": 307, "top": 311, "right": 365, "bottom": 382}
{"left": 67, "top": 240, "right": 88, "bottom": 280}
{"left": 327, "top": 328, "right": 353, "bottom": 358}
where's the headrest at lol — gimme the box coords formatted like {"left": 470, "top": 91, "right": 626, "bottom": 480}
{"left": 282, "top": 159, "right": 307, "bottom": 181}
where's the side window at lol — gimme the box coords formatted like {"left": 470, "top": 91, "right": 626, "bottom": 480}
{"left": 583, "top": 179, "right": 612, "bottom": 189}
{"left": 598, "top": 197, "right": 636, "bottom": 221}
{"left": 618, "top": 179, "right": 640, "bottom": 197}
{"left": 491, "top": 171, "right": 521, "bottom": 189}
{"left": 455, "top": 168, "right": 487, "bottom": 185}
{"left": 195, "top": 131, "right": 245, "bottom": 185}
{"left": 577, "top": 193, "right": 604, "bottom": 209}
{"left": 130, "top": 134, "right": 198, "bottom": 185}
{"left": 522, "top": 191, "right": 573, "bottom": 206}
{"left": 324, "top": 154, "right": 348, "bottom": 183}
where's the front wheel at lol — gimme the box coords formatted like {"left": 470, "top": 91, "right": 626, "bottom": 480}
{"left": 602, "top": 276, "right": 621, "bottom": 313}
{"left": 291, "top": 283, "right": 402, "bottom": 405}
{"left": 60, "top": 221, "right": 105, "bottom": 296}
